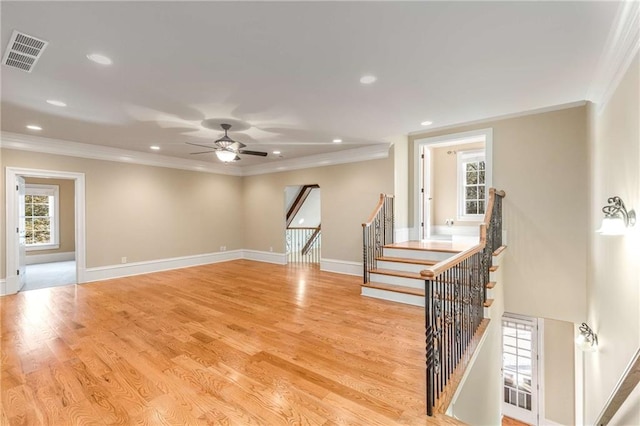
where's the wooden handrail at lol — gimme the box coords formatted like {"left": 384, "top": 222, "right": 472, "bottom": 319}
{"left": 421, "top": 188, "right": 503, "bottom": 279}
{"left": 595, "top": 348, "right": 640, "bottom": 425}
{"left": 362, "top": 193, "right": 394, "bottom": 227}
{"left": 287, "top": 184, "right": 320, "bottom": 228}
{"left": 301, "top": 226, "right": 321, "bottom": 256}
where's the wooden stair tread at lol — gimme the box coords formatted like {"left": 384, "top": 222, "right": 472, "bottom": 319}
{"left": 376, "top": 256, "right": 439, "bottom": 266}
{"left": 492, "top": 245, "right": 507, "bottom": 256}
{"left": 384, "top": 240, "right": 468, "bottom": 254}
{"left": 362, "top": 282, "right": 425, "bottom": 297}
{"left": 483, "top": 299, "right": 494, "bottom": 308}
{"left": 486, "top": 281, "right": 496, "bottom": 289}
{"left": 369, "top": 268, "right": 423, "bottom": 280}
{"left": 489, "top": 265, "right": 499, "bottom": 272}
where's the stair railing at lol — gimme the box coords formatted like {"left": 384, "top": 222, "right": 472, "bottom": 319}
{"left": 286, "top": 227, "right": 321, "bottom": 264}
{"left": 421, "top": 188, "right": 505, "bottom": 416}
{"left": 594, "top": 347, "right": 640, "bottom": 425}
{"left": 362, "top": 194, "right": 394, "bottom": 283}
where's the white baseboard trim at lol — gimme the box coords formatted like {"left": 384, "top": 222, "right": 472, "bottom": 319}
{"left": 84, "top": 250, "right": 243, "bottom": 283}
{"left": 26, "top": 251, "right": 76, "bottom": 265}
{"left": 1, "top": 276, "right": 19, "bottom": 296}
{"left": 394, "top": 227, "right": 411, "bottom": 243}
{"left": 542, "top": 419, "right": 563, "bottom": 426}
{"left": 242, "top": 250, "right": 287, "bottom": 265}
{"left": 320, "top": 258, "right": 362, "bottom": 276}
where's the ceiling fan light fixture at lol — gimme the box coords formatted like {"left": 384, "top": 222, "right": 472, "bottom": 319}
{"left": 216, "top": 150, "right": 238, "bottom": 163}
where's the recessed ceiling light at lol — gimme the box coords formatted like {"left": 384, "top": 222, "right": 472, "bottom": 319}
{"left": 46, "top": 99, "right": 66, "bottom": 107}
{"left": 421, "top": 121, "right": 433, "bottom": 126}
{"left": 333, "top": 139, "right": 342, "bottom": 143}
{"left": 273, "top": 151, "right": 281, "bottom": 155}
{"left": 87, "top": 53, "right": 112, "bottom": 65}
{"left": 150, "top": 146, "right": 160, "bottom": 151}
{"left": 26, "top": 125, "right": 42, "bottom": 131}
{"left": 360, "top": 75, "right": 377, "bottom": 84}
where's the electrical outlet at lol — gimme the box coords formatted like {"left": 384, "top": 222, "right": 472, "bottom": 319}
{"left": 269, "top": 246, "right": 273, "bottom": 252}
{"left": 220, "top": 246, "right": 226, "bottom": 251}
{"left": 121, "top": 257, "right": 127, "bottom": 264}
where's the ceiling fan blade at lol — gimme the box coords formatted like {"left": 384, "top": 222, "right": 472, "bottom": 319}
{"left": 186, "top": 141, "right": 215, "bottom": 149}
{"left": 232, "top": 141, "right": 247, "bottom": 150}
{"left": 190, "top": 150, "right": 217, "bottom": 155}
{"left": 239, "top": 149, "right": 268, "bottom": 157}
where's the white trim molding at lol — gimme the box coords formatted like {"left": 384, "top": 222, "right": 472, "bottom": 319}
{"left": 588, "top": 0, "right": 640, "bottom": 111}
{"left": 242, "top": 250, "right": 287, "bottom": 265}
{"left": 0, "top": 279, "right": 6, "bottom": 295}
{"left": 83, "top": 249, "right": 288, "bottom": 283}
{"left": 320, "top": 258, "right": 362, "bottom": 276}
{"left": 26, "top": 251, "right": 75, "bottom": 265}
{"left": 1, "top": 131, "right": 391, "bottom": 177}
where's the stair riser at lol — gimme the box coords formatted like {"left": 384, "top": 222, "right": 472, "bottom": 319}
{"left": 383, "top": 248, "right": 454, "bottom": 262}
{"left": 368, "top": 273, "right": 424, "bottom": 289}
{"left": 376, "top": 260, "right": 429, "bottom": 274}
{"left": 361, "top": 287, "right": 425, "bottom": 307}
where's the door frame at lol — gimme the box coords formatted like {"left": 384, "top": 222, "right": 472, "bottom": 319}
{"left": 4, "top": 167, "right": 86, "bottom": 295}
{"left": 412, "top": 128, "right": 493, "bottom": 240}
{"left": 502, "top": 313, "right": 545, "bottom": 425}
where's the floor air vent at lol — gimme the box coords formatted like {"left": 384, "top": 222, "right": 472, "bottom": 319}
{"left": 2, "top": 30, "right": 48, "bottom": 72}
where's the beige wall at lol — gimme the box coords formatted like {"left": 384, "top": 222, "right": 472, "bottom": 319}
{"left": 585, "top": 53, "right": 639, "bottom": 424}
{"left": 410, "top": 106, "right": 589, "bottom": 324}
{"left": 1, "top": 149, "right": 392, "bottom": 278}
{"left": 242, "top": 156, "right": 394, "bottom": 263}
{"left": 544, "top": 318, "right": 575, "bottom": 425}
{"left": 432, "top": 142, "right": 485, "bottom": 227}
{"left": 1, "top": 149, "right": 244, "bottom": 274}
{"left": 24, "top": 177, "right": 76, "bottom": 256}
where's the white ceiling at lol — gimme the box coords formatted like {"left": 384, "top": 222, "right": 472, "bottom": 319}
{"left": 0, "top": 1, "right": 620, "bottom": 167}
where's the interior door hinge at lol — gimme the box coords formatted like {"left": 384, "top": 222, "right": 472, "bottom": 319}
{"left": 421, "top": 222, "right": 424, "bottom": 227}
{"left": 17, "top": 270, "right": 20, "bottom": 275}
{"left": 16, "top": 227, "right": 19, "bottom": 233}
{"left": 421, "top": 154, "right": 424, "bottom": 159}
{"left": 16, "top": 185, "right": 19, "bottom": 191}
{"left": 421, "top": 188, "right": 424, "bottom": 193}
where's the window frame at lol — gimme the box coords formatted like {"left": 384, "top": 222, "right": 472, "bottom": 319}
{"left": 24, "top": 184, "right": 60, "bottom": 251}
{"left": 457, "top": 149, "right": 486, "bottom": 221}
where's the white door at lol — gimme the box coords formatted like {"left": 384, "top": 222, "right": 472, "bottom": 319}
{"left": 502, "top": 315, "right": 539, "bottom": 425}
{"left": 17, "top": 176, "right": 27, "bottom": 291}
{"left": 421, "top": 146, "right": 432, "bottom": 240}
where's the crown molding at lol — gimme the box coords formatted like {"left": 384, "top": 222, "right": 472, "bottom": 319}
{"left": 0, "top": 131, "right": 390, "bottom": 177}
{"left": 408, "top": 101, "right": 587, "bottom": 137}
{"left": 241, "top": 144, "right": 390, "bottom": 176}
{"left": 588, "top": 0, "right": 640, "bottom": 111}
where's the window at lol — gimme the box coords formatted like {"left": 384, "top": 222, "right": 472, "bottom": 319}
{"left": 24, "top": 184, "right": 59, "bottom": 250}
{"left": 457, "top": 150, "right": 486, "bottom": 220}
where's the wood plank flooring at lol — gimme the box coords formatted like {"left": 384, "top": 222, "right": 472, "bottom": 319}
{"left": 1, "top": 260, "right": 463, "bottom": 425}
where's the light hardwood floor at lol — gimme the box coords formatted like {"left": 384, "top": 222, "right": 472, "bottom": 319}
{"left": 1, "top": 260, "right": 463, "bottom": 425}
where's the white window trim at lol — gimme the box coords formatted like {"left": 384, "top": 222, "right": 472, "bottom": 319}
{"left": 25, "top": 183, "right": 60, "bottom": 251}
{"left": 457, "top": 149, "right": 486, "bottom": 221}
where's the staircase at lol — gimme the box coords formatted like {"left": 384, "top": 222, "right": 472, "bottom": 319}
{"left": 361, "top": 240, "right": 503, "bottom": 313}
{"left": 361, "top": 189, "right": 506, "bottom": 418}
{"left": 361, "top": 240, "right": 464, "bottom": 306}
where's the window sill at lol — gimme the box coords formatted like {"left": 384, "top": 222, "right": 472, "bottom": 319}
{"left": 456, "top": 216, "right": 484, "bottom": 222}
{"left": 26, "top": 244, "right": 60, "bottom": 252}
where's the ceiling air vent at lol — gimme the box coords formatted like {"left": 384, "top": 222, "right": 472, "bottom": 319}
{"left": 2, "top": 30, "right": 48, "bottom": 73}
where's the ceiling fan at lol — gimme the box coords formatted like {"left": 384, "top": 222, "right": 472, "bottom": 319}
{"left": 187, "top": 123, "right": 268, "bottom": 163}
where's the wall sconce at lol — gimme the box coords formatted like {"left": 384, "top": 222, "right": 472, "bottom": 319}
{"left": 597, "top": 196, "right": 636, "bottom": 235}
{"left": 575, "top": 323, "right": 598, "bottom": 352}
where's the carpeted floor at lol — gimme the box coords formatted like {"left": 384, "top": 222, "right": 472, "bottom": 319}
{"left": 23, "top": 261, "right": 76, "bottom": 292}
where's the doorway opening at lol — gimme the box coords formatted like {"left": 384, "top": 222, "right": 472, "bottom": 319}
{"left": 502, "top": 313, "right": 542, "bottom": 425}
{"left": 413, "top": 128, "right": 492, "bottom": 242}
{"left": 284, "top": 184, "right": 321, "bottom": 265}
{"left": 5, "top": 167, "right": 86, "bottom": 295}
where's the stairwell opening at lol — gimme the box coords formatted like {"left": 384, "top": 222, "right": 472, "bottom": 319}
{"left": 284, "top": 184, "right": 321, "bottom": 265}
